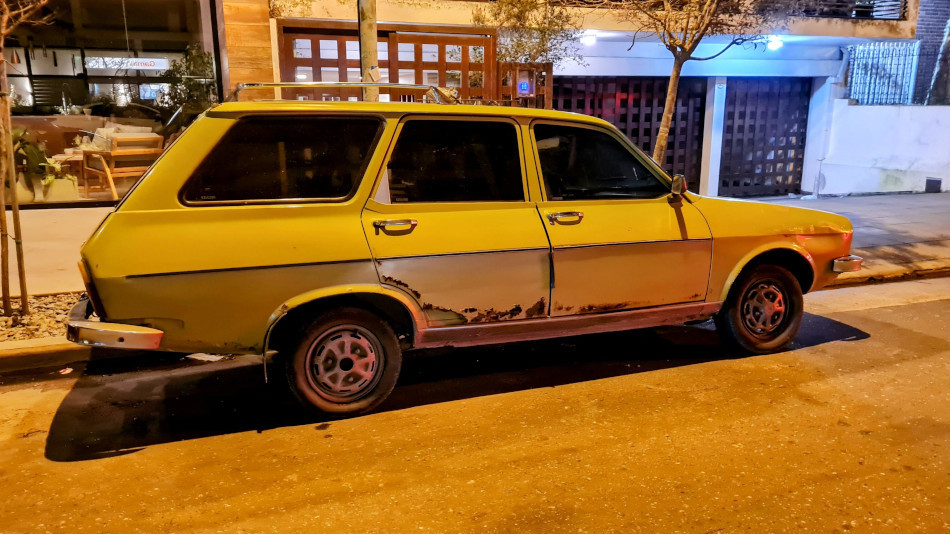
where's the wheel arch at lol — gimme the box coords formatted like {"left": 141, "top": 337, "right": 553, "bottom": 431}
{"left": 719, "top": 245, "right": 816, "bottom": 302}
{"left": 263, "top": 284, "right": 424, "bottom": 356}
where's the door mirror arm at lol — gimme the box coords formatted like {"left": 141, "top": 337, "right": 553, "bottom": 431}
{"left": 669, "top": 174, "right": 687, "bottom": 202}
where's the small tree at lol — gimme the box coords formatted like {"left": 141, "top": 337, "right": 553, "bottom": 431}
{"left": 1, "top": 0, "right": 52, "bottom": 316}
{"left": 473, "top": 0, "right": 583, "bottom": 66}
{"left": 579, "top": 0, "right": 811, "bottom": 164}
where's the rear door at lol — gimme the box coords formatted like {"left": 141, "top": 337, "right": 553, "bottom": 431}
{"left": 531, "top": 121, "right": 712, "bottom": 316}
{"left": 362, "top": 117, "right": 551, "bottom": 327}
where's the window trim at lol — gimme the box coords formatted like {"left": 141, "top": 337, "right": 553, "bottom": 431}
{"left": 178, "top": 113, "right": 386, "bottom": 207}
{"left": 370, "top": 114, "right": 530, "bottom": 206}
{"left": 529, "top": 119, "right": 673, "bottom": 203}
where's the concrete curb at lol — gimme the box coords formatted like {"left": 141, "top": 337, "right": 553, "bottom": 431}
{"left": 0, "top": 337, "right": 91, "bottom": 373}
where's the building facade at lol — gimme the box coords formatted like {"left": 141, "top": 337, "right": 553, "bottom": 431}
{"left": 217, "top": 0, "right": 948, "bottom": 199}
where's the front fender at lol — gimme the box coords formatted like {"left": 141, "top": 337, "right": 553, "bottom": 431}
{"left": 717, "top": 242, "right": 816, "bottom": 302}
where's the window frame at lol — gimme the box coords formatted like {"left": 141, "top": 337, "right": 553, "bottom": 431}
{"left": 178, "top": 113, "right": 386, "bottom": 207}
{"left": 529, "top": 119, "right": 673, "bottom": 203}
{"left": 371, "top": 114, "right": 530, "bottom": 205}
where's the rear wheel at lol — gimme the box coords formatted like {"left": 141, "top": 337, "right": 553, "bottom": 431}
{"left": 285, "top": 308, "right": 402, "bottom": 414}
{"left": 715, "top": 264, "right": 803, "bottom": 354}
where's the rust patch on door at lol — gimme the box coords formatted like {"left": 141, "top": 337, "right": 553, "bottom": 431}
{"left": 578, "top": 302, "right": 629, "bottom": 314}
{"left": 467, "top": 304, "right": 524, "bottom": 324}
{"left": 525, "top": 298, "right": 546, "bottom": 318}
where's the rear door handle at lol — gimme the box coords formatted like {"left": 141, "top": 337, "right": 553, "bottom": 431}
{"left": 546, "top": 212, "right": 584, "bottom": 225}
{"left": 373, "top": 219, "right": 418, "bottom": 230}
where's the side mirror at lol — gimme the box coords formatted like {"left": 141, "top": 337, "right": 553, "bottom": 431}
{"left": 670, "top": 174, "right": 687, "bottom": 197}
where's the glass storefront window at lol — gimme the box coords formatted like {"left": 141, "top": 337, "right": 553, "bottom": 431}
{"left": 6, "top": 0, "right": 217, "bottom": 208}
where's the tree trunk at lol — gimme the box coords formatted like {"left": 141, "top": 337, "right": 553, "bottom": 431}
{"left": 652, "top": 55, "right": 686, "bottom": 166}
{"left": 0, "top": 50, "right": 11, "bottom": 316}
{"left": 358, "top": 0, "right": 379, "bottom": 102}
{"left": 927, "top": 22, "right": 950, "bottom": 105}
{"left": 4, "top": 108, "right": 28, "bottom": 315}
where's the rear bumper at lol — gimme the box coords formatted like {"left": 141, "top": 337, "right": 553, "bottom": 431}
{"left": 833, "top": 255, "right": 863, "bottom": 273}
{"left": 67, "top": 296, "right": 164, "bottom": 350}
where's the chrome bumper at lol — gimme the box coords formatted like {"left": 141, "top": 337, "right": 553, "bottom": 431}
{"left": 833, "top": 255, "right": 863, "bottom": 273}
{"left": 67, "top": 296, "right": 164, "bottom": 350}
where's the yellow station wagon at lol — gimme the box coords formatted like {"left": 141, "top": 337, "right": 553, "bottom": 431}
{"left": 68, "top": 83, "right": 861, "bottom": 414}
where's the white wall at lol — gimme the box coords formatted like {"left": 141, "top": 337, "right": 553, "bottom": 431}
{"left": 558, "top": 39, "right": 846, "bottom": 78}
{"left": 812, "top": 99, "right": 950, "bottom": 195}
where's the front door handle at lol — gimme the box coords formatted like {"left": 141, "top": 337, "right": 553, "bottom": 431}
{"left": 546, "top": 211, "right": 584, "bottom": 225}
{"left": 373, "top": 219, "right": 418, "bottom": 230}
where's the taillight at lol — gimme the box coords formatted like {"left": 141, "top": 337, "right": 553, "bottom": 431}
{"left": 77, "top": 260, "right": 107, "bottom": 318}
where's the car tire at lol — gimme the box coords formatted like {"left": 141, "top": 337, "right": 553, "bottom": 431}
{"left": 285, "top": 307, "right": 402, "bottom": 415}
{"left": 715, "top": 264, "right": 803, "bottom": 354}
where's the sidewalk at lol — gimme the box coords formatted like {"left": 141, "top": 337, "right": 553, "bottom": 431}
{"left": 3, "top": 207, "right": 113, "bottom": 297}
{"left": 2, "top": 192, "right": 949, "bottom": 371}
{"left": 767, "top": 192, "right": 950, "bottom": 286}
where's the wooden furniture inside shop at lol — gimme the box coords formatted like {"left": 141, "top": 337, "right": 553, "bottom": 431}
{"left": 82, "top": 134, "right": 163, "bottom": 200}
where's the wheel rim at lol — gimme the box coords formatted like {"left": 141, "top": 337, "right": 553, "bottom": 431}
{"left": 740, "top": 280, "right": 789, "bottom": 338}
{"left": 305, "top": 324, "right": 384, "bottom": 402}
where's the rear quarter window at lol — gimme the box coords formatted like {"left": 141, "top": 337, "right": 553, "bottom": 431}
{"left": 181, "top": 115, "right": 382, "bottom": 204}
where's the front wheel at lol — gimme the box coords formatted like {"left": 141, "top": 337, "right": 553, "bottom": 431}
{"left": 285, "top": 308, "right": 402, "bottom": 415}
{"left": 715, "top": 264, "right": 803, "bottom": 354}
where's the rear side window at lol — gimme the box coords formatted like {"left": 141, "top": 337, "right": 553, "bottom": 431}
{"left": 181, "top": 116, "right": 382, "bottom": 203}
{"left": 384, "top": 120, "right": 524, "bottom": 203}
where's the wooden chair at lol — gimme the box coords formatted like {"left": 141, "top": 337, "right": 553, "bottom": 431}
{"left": 82, "top": 134, "right": 163, "bottom": 200}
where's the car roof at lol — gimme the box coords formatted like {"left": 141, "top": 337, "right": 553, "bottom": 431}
{"left": 208, "top": 100, "right": 612, "bottom": 127}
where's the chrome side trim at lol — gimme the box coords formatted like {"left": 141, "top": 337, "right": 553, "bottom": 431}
{"left": 374, "top": 246, "right": 550, "bottom": 262}
{"left": 67, "top": 297, "right": 164, "bottom": 350}
{"left": 554, "top": 237, "right": 712, "bottom": 251}
{"left": 126, "top": 258, "right": 371, "bottom": 279}
{"left": 833, "top": 255, "right": 863, "bottom": 273}
{"left": 415, "top": 301, "right": 722, "bottom": 349}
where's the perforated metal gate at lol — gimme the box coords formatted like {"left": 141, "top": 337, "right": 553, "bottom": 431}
{"left": 718, "top": 77, "right": 811, "bottom": 198}
{"left": 551, "top": 76, "right": 707, "bottom": 191}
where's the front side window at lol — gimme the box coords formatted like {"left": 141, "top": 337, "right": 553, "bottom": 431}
{"left": 181, "top": 116, "right": 382, "bottom": 203}
{"left": 384, "top": 119, "right": 524, "bottom": 203}
{"left": 534, "top": 124, "right": 668, "bottom": 201}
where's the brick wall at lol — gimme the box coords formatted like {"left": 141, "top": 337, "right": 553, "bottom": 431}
{"left": 914, "top": 0, "right": 950, "bottom": 103}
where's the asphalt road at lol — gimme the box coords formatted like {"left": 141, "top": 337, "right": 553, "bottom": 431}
{"left": 2, "top": 279, "right": 950, "bottom": 533}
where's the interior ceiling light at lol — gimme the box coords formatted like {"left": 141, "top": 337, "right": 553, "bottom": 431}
{"left": 767, "top": 36, "right": 784, "bottom": 51}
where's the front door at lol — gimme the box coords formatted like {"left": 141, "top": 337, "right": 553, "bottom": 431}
{"left": 363, "top": 117, "right": 550, "bottom": 327}
{"left": 530, "top": 122, "right": 712, "bottom": 316}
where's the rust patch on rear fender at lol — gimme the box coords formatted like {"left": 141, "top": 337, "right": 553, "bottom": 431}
{"left": 380, "top": 276, "right": 422, "bottom": 300}
{"left": 422, "top": 303, "right": 469, "bottom": 325}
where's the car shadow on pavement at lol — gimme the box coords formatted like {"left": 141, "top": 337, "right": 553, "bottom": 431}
{"left": 44, "top": 313, "right": 868, "bottom": 462}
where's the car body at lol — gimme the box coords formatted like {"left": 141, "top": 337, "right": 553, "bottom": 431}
{"left": 68, "top": 95, "right": 861, "bottom": 413}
